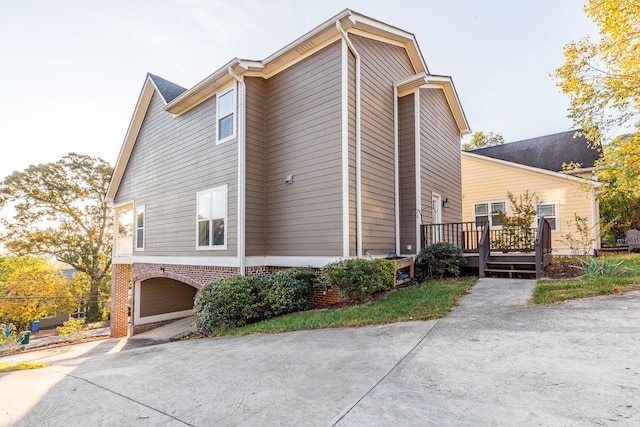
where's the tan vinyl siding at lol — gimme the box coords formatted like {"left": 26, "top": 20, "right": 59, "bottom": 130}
{"left": 139, "top": 278, "right": 196, "bottom": 317}
{"left": 115, "top": 91, "right": 238, "bottom": 257}
{"left": 352, "top": 34, "right": 415, "bottom": 255}
{"left": 245, "top": 77, "right": 266, "bottom": 256}
{"left": 264, "top": 40, "right": 343, "bottom": 256}
{"left": 398, "top": 93, "right": 416, "bottom": 253}
{"left": 461, "top": 154, "right": 596, "bottom": 251}
{"left": 420, "top": 88, "right": 463, "bottom": 224}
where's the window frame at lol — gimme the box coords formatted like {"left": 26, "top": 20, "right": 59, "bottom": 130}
{"left": 536, "top": 202, "right": 559, "bottom": 232}
{"left": 473, "top": 200, "right": 508, "bottom": 228}
{"left": 134, "top": 205, "right": 145, "bottom": 251}
{"left": 216, "top": 85, "right": 236, "bottom": 144}
{"left": 196, "top": 185, "right": 228, "bottom": 250}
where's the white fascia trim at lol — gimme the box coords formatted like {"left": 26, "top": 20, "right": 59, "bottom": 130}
{"left": 415, "top": 89, "right": 422, "bottom": 252}
{"left": 393, "top": 85, "right": 400, "bottom": 255}
{"left": 228, "top": 67, "right": 246, "bottom": 275}
{"left": 113, "top": 256, "right": 240, "bottom": 267}
{"left": 165, "top": 58, "right": 239, "bottom": 114}
{"left": 337, "top": 20, "right": 362, "bottom": 258}
{"left": 341, "top": 39, "right": 350, "bottom": 258}
{"left": 245, "top": 256, "right": 342, "bottom": 268}
{"left": 462, "top": 152, "right": 604, "bottom": 187}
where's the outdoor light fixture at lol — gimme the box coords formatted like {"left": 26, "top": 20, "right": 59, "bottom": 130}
{"left": 160, "top": 266, "right": 165, "bottom": 274}
{"left": 285, "top": 174, "right": 293, "bottom": 184}
{"left": 442, "top": 198, "right": 450, "bottom": 208}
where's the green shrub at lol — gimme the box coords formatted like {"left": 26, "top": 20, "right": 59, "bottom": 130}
{"left": 194, "top": 268, "right": 315, "bottom": 334}
{"left": 319, "top": 258, "right": 396, "bottom": 303}
{"left": 573, "top": 257, "right": 627, "bottom": 278}
{"left": 56, "top": 318, "right": 89, "bottom": 341}
{"left": 415, "top": 242, "right": 467, "bottom": 278}
{"left": 262, "top": 268, "right": 315, "bottom": 318}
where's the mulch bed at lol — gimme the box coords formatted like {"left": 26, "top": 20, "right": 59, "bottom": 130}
{"left": 542, "top": 260, "right": 583, "bottom": 279}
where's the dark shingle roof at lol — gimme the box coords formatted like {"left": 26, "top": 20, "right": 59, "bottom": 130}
{"left": 148, "top": 74, "right": 187, "bottom": 103}
{"left": 470, "top": 130, "right": 601, "bottom": 172}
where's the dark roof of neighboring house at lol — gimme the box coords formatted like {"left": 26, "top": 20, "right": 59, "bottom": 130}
{"left": 470, "top": 130, "right": 601, "bottom": 172}
{"left": 148, "top": 74, "right": 187, "bottom": 103}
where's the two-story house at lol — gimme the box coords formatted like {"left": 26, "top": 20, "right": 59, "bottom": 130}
{"left": 106, "top": 9, "right": 470, "bottom": 336}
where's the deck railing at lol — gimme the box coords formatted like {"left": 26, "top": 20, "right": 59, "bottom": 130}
{"left": 420, "top": 220, "right": 553, "bottom": 278}
{"left": 490, "top": 228, "right": 537, "bottom": 252}
{"left": 421, "top": 221, "right": 489, "bottom": 252}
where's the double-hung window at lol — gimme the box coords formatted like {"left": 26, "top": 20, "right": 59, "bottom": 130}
{"left": 197, "top": 186, "right": 227, "bottom": 249}
{"left": 537, "top": 202, "right": 558, "bottom": 231}
{"left": 216, "top": 86, "right": 235, "bottom": 143}
{"left": 135, "top": 205, "right": 145, "bottom": 250}
{"left": 474, "top": 201, "right": 507, "bottom": 227}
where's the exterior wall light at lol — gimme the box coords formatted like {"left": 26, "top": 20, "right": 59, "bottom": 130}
{"left": 442, "top": 198, "right": 450, "bottom": 208}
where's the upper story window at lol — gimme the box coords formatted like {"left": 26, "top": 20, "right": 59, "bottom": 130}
{"left": 216, "top": 86, "right": 236, "bottom": 144}
{"left": 135, "top": 205, "right": 145, "bottom": 250}
{"left": 197, "top": 185, "right": 227, "bottom": 249}
{"left": 474, "top": 201, "right": 507, "bottom": 227}
{"left": 537, "top": 202, "right": 558, "bottom": 231}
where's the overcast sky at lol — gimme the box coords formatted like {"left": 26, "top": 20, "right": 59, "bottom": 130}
{"left": 0, "top": 0, "right": 598, "bottom": 181}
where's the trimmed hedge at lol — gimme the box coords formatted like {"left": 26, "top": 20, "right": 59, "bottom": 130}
{"left": 318, "top": 258, "right": 396, "bottom": 303}
{"left": 194, "top": 268, "right": 315, "bottom": 334}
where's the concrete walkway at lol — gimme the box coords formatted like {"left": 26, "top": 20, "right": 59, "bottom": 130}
{"left": 1, "top": 278, "right": 639, "bottom": 426}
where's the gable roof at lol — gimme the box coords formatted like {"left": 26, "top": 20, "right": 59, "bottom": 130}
{"left": 469, "top": 130, "right": 601, "bottom": 172}
{"left": 106, "top": 9, "right": 470, "bottom": 202}
{"left": 461, "top": 151, "right": 603, "bottom": 188}
{"left": 148, "top": 74, "right": 187, "bottom": 103}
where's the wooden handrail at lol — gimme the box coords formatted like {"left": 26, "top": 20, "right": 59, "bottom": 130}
{"left": 534, "top": 217, "right": 552, "bottom": 278}
{"left": 478, "top": 224, "right": 490, "bottom": 278}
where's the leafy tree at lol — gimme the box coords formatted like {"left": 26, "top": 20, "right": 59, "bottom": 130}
{"left": 0, "top": 153, "right": 113, "bottom": 321}
{"left": 494, "top": 191, "right": 540, "bottom": 249}
{"left": 462, "top": 131, "right": 505, "bottom": 151}
{"left": 552, "top": 0, "right": 640, "bottom": 144}
{"left": 0, "top": 256, "right": 77, "bottom": 331}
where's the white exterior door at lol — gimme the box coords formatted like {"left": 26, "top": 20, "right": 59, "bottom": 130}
{"left": 432, "top": 194, "right": 442, "bottom": 243}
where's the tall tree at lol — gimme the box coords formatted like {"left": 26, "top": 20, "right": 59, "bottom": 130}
{"left": 552, "top": 0, "right": 640, "bottom": 144}
{"left": 462, "top": 131, "right": 505, "bottom": 151}
{"left": 0, "top": 256, "right": 77, "bottom": 331}
{"left": 0, "top": 153, "right": 113, "bottom": 321}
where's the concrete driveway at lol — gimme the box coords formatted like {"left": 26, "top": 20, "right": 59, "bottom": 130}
{"left": 1, "top": 278, "right": 639, "bottom": 426}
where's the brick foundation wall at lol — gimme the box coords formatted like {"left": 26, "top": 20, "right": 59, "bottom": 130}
{"left": 308, "top": 285, "right": 349, "bottom": 309}
{"left": 110, "top": 264, "right": 131, "bottom": 338}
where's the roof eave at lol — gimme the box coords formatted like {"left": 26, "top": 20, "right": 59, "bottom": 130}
{"left": 462, "top": 152, "right": 603, "bottom": 187}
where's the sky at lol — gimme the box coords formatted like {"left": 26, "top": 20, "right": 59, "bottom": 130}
{"left": 0, "top": 0, "right": 599, "bottom": 182}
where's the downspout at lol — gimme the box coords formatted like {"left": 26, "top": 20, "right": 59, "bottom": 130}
{"left": 229, "top": 66, "right": 246, "bottom": 275}
{"left": 337, "top": 20, "right": 363, "bottom": 258}
{"left": 393, "top": 86, "right": 400, "bottom": 255}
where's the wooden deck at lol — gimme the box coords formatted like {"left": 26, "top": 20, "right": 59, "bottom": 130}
{"left": 422, "top": 220, "right": 553, "bottom": 279}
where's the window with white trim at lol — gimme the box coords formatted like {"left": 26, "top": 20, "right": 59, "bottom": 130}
{"left": 197, "top": 186, "right": 227, "bottom": 249}
{"left": 473, "top": 201, "right": 507, "bottom": 227}
{"left": 216, "top": 86, "right": 236, "bottom": 143}
{"left": 135, "top": 205, "right": 145, "bottom": 250}
{"left": 537, "top": 202, "right": 558, "bottom": 231}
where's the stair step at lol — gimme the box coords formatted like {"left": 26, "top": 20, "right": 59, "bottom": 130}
{"left": 484, "top": 268, "right": 535, "bottom": 273}
{"left": 487, "top": 261, "right": 535, "bottom": 266}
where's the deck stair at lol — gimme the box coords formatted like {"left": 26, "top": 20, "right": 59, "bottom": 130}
{"left": 483, "top": 254, "right": 537, "bottom": 278}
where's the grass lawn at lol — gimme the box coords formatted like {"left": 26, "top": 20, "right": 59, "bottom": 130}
{"left": 532, "top": 253, "right": 640, "bottom": 305}
{"left": 199, "top": 277, "right": 477, "bottom": 338}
